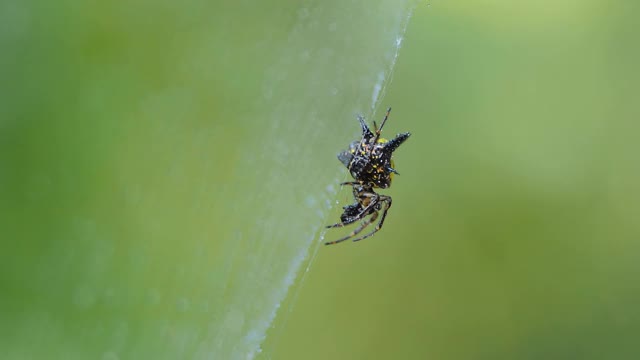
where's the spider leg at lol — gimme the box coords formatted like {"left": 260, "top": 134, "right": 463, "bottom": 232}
{"left": 352, "top": 193, "right": 379, "bottom": 219}
{"left": 325, "top": 211, "right": 379, "bottom": 245}
{"left": 352, "top": 196, "right": 392, "bottom": 242}
{"left": 339, "top": 181, "right": 361, "bottom": 187}
{"left": 326, "top": 215, "right": 360, "bottom": 229}
{"left": 374, "top": 107, "right": 392, "bottom": 142}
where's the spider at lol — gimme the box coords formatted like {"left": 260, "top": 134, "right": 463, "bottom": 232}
{"left": 325, "top": 107, "right": 410, "bottom": 245}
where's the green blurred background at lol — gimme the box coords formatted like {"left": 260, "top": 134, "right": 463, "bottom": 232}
{"left": 2, "top": 0, "right": 639, "bottom": 359}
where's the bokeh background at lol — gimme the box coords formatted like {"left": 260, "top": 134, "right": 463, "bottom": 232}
{"left": 2, "top": 0, "right": 639, "bottom": 359}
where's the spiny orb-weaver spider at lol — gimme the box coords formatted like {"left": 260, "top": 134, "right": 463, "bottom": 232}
{"left": 325, "top": 107, "right": 410, "bottom": 245}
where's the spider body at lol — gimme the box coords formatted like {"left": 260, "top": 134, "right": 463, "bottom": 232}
{"left": 326, "top": 107, "right": 410, "bottom": 245}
